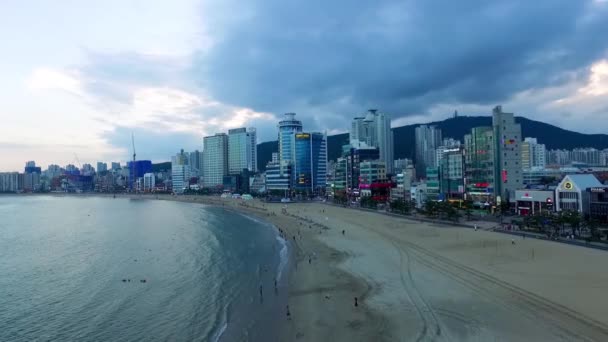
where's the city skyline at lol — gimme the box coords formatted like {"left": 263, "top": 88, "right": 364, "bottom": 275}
{"left": 2, "top": 1, "right": 608, "bottom": 171}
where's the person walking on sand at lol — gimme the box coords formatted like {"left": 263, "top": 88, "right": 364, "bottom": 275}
{"left": 286, "top": 305, "right": 291, "bottom": 320}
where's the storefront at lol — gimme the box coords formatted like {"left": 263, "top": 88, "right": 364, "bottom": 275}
{"left": 586, "top": 187, "right": 608, "bottom": 222}
{"left": 515, "top": 190, "right": 554, "bottom": 216}
{"left": 555, "top": 174, "right": 602, "bottom": 213}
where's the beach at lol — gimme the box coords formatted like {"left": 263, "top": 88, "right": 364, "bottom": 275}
{"left": 43, "top": 194, "right": 608, "bottom": 340}
{"left": 210, "top": 197, "right": 608, "bottom": 341}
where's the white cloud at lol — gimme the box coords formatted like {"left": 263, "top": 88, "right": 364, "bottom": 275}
{"left": 26, "top": 68, "right": 84, "bottom": 97}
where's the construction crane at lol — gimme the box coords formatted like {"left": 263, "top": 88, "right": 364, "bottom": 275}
{"left": 132, "top": 132, "right": 136, "bottom": 163}
{"left": 73, "top": 153, "right": 82, "bottom": 169}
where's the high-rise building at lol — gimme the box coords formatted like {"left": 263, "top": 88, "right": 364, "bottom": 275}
{"left": 291, "top": 132, "right": 327, "bottom": 194}
{"left": 464, "top": 126, "right": 495, "bottom": 203}
{"left": 521, "top": 138, "right": 546, "bottom": 169}
{"left": 128, "top": 160, "right": 152, "bottom": 190}
{"left": 203, "top": 133, "right": 228, "bottom": 188}
{"left": 228, "top": 127, "right": 257, "bottom": 174}
{"left": 111, "top": 162, "right": 121, "bottom": 171}
{"left": 349, "top": 109, "right": 394, "bottom": 174}
{"left": 439, "top": 147, "right": 465, "bottom": 200}
{"left": 492, "top": 105, "right": 522, "bottom": 202}
{"left": 143, "top": 173, "right": 155, "bottom": 192}
{"left": 393, "top": 158, "right": 412, "bottom": 173}
{"left": 23, "top": 161, "right": 41, "bottom": 191}
{"left": 96, "top": 162, "right": 108, "bottom": 173}
{"left": 45, "top": 164, "right": 63, "bottom": 179}
{"left": 24, "top": 161, "right": 41, "bottom": 174}
{"left": 415, "top": 125, "right": 442, "bottom": 179}
{"left": 188, "top": 151, "right": 204, "bottom": 176}
{"left": 81, "top": 164, "right": 95, "bottom": 176}
{"left": 278, "top": 113, "right": 303, "bottom": 168}
{"left": 0, "top": 172, "right": 22, "bottom": 192}
{"left": 171, "top": 149, "right": 191, "bottom": 193}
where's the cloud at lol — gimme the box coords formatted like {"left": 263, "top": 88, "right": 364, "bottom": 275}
{"left": 26, "top": 68, "right": 84, "bottom": 97}
{"left": 194, "top": 0, "right": 608, "bottom": 127}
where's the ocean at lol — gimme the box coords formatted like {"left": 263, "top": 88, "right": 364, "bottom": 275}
{"left": 0, "top": 195, "right": 288, "bottom": 341}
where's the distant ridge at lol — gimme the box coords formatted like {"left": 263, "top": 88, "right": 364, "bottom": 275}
{"left": 257, "top": 115, "right": 608, "bottom": 171}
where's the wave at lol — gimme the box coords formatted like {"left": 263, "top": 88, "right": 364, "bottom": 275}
{"left": 276, "top": 235, "right": 288, "bottom": 281}
{"left": 211, "top": 322, "right": 228, "bottom": 342}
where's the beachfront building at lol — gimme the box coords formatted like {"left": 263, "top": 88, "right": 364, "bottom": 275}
{"left": 415, "top": 125, "right": 442, "bottom": 179}
{"left": 359, "top": 161, "right": 387, "bottom": 187}
{"left": 0, "top": 172, "right": 22, "bottom": 192}
{"left": 586, "top": 187, "right": 608, "bottom": 222}
{"left": 340, "top": 143, "right": 380, "bottom": 192}
{"left": 426, "top": 167, "right": 440, "bottom": 200}
{"left": 555, "top": 174, "right": 603, "bottom": 213}
{"left": 143, "top": 173, "right": 155, "bottom": 192}
{"left": 228, "top": 127, "right": 257, "bottom": 174}
{"left": 492, "top": 105, "right": 522, "bottom": 203}
{"left": 291, "top": 132, "right": 327, "bottom": 194}
{"left": 265, "top": 160, "right": 291, "bottom": 193}
{"left": 203, "top": 133, "right": 228, "bottom": 188}
{"left": 172, "top": 149, "right": 191, "bottom": 193}
{"left": 514, "top": 189, "right": 555, "bottom": 216}
{"left": 439, "top": 147, "right": 465, "bottom": 200}
{"left": 278, "top": 113, "right": 303, "bottom": 171}
{"left": 350, "top": 109, "right": 394, "bottom": 174}
{"left": 464, "top": 126, "right": 495, "bottom": 203}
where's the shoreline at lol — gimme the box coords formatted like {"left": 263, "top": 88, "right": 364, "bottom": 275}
{"left": 43, "top": 193, "right": 389, "bottom": 341}
{"left": 9, "top": 193, "right": 608, "bottom": 340}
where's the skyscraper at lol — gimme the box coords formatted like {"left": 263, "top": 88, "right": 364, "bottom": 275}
{"left": 415, "top": 125, "right": 442, "bottom": 179}
{"left": 203, "top": 133, "right": 228, "bottom": 188}
{"left": 228, "top": 127, "right": 257, "bottom": 174}
{"left": 278, "top": 113, "right": 303, "bottom": 167}
{"left": 492, "top": 105, "right": 522, "bottom": 202}
{"left": 291, "top": 132, "right": 327, "bottom": 194}
{"left": 349, "top": 109, "right": 394, "bottom": 174}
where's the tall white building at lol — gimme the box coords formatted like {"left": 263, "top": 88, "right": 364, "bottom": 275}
{"left": 228, "top": 127, "right": 257, "bottom": 174}
{"left": 521, "top": 137, "right": 546, "bottom": 169}
{"left": 143, "top": 173, "right": 155, "bottom": 191}
{"left": 172, "top": 149, "right": 191, "bottom": 193}
{"left": 415, "top": 125, "right": 442, "bottom": 178}
{"left": 203, "top": 133, "right": 228, "bottom": 188}
{"left": 349, "top": 109, "right": 394, "bottom": 173}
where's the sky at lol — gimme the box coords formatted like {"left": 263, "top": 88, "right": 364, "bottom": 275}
{"left": 1, "top": 0, "right": 608, "bottom": 171}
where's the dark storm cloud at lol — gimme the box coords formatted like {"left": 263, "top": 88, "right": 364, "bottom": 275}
{"left": 195, "top": 0, "right": 608, "bottom": 120}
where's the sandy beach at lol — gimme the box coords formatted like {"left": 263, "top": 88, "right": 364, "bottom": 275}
{"left": 219, "top": 197, "right": 608, "bottom": 341}
{"left": 47, "top": 193, "right": 608, "bottom": 341}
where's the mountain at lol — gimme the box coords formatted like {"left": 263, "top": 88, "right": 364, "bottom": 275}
{"left": 256, "top": 116, "right": 608, "bottom": 171}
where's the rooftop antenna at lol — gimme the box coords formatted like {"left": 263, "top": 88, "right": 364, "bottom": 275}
{"left": 131, "top": 133, "right": 136, "bottom": 192}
